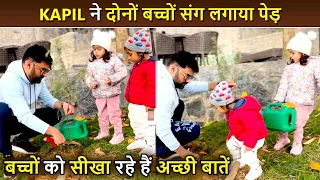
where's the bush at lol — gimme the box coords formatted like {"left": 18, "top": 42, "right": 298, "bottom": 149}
{"left": 49, "top": 39, "right": 87, "bottom": 115}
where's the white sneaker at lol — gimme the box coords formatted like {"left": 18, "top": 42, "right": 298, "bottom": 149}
{"left": 245, "top": 165, "right": 263, "bottom": 180}
{"left": 127, "top": 139, "right": 146, "bottom": 150}
{"left": 139, "top": 145, "right": 155, "bottom": 156}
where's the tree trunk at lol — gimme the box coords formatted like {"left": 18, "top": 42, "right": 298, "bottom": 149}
{"left": 282, "top": 28, "right": 296, "bottom": 60}
{"left": 225, "top": 161, "right": 240, "bottom": 180}
{"left": 115, "top": 28, "right": 129, "bottom": 64}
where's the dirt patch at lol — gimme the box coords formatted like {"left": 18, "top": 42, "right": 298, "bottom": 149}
{"left": 86, "top": 152, "right": 118, "bottom": 160}
{"left": 34, "top": 175, "right": 59, "bottom": 180}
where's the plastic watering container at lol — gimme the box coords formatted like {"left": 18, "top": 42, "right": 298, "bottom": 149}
{"left": 262, "top": 102, "right": 296, "bottom": 132}
{"left": 54, "top": 118, "right": 89, "bottom": 140}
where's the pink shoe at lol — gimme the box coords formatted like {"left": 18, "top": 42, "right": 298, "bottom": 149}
{"left": 274, "top": 137, "right": 290, "bottom": 151}
{"left": 290, "top": 143, "right": 303, "bottom": 155}
{"left": 273, "top": 138, "right": 290, "bottom": 151}
{"left": 109, "top": 134, "right": 124, "bottom": 145}
{"left": 94, "top": 133, "right": 109, "bottom": 140}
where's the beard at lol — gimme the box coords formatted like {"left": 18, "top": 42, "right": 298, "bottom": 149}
{"left": 30, "top": 68, "right": 44, "bottom": 84}
{"left": 173, "top": 70, "right": 188, "bottom": 89}
{"left": 174, "top": 82, "right": 188, "bottom": 89}
{"left": 30, "top": 76, "right": 44, "bottom": 84}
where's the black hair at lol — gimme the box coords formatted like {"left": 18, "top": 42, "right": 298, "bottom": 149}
{"left": 218, "top": 99, "right": 238, "bottom": 110}
{"left": 287, "top": 53, "right": 309, "bottom": 66}
{"left": 89, "top": 49, "right": 111, "bottom": 63}
{"left": 22, "top": 44, "right": 52, "bottom": 68}
{"left": 123, "top": 47, "right": 149, "bottom": 59}
{"left": 167, "top": 50, "right": 199, "bottom": 73}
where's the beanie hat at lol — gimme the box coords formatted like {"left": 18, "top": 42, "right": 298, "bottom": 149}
{"left": 286, "top": 31, "right": 317, "bottom": 56}
{"left": 91, "top": 30, "right": 116, "bottom": 51}
{"left": 209, "top": 81, "right": 235, "bottom": 106}
{"left": 124, "top": 29, "right": 152, "bottom": 53}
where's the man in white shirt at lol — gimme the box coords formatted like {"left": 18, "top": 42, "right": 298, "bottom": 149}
{"left": 156, "top": 51, "right": 236, "bottom": 160}
{"left": 0, "top": 45, "right": 75, "bottom": 178}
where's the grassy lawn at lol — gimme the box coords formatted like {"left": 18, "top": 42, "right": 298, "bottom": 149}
{"left": 1, "top": 108, "right": 320, "bottom": 180}
{"left": 192, "top": 109, "right": 320, "bottom": 180}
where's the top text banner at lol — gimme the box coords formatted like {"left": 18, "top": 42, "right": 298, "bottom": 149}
{"left": 0, "top": 0, "right": 319, "bottom": 27}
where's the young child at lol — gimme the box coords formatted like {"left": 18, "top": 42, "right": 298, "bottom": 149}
{"left": 85, "top": 30, "right": 128, "bottom": 144}
{"left": 209, "top": 81, "right": 268, "bottom": 180}
{"left": 273, "top": 31, "right": 320, "bottom": 155}
{"left": 124, "top": 29, "right": 156, "bottom": 156}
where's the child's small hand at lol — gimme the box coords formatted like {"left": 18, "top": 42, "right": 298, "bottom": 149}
{"left": 91, "top": 81, "right": 98, "bottom": 89}
{"left": 226, "top": 80, "right": 237, "bottom": 89}
{"left": 145, "top": 106, "right": 152, "bottom": 112}
{"left": 176, "top": 146, "right": 200, "bottom": 160}
{"left": 146, "top": 107, "right": 154, "bottom": 120}
{"left": 245, "top": 146, "right": 253, "bottom": 152}
{"left": 106, "top": 77, "right": 112, "bottom": 85}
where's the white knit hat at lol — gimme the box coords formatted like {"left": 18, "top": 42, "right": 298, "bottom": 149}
{"left": 286, "top": 31, "right": 317, "bottom": 56}
{"left": 209, "top": 81, "right": 235, "bottom": 106}
{"left": 91, "top": 30, "right": 116, "bottom": 51}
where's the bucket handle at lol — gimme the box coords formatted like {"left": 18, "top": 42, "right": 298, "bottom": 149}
{"left": 79, "top": 122, "right": 89, "bottom": 139}
{"left": 265, "top": 103, "right": 284, "bottom": 111}
{"left": 289, "top": 110, "right": 297, "bottom": 129}
{"left": 62, "top": 118, "right": 75, "bottom": 126}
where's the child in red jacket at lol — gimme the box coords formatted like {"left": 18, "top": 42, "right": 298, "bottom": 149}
{"left": 124, "top": 29, "right": 156, "bottom": 156}
{"left": 209, "top": 81, "right": 268, "bottom": 180}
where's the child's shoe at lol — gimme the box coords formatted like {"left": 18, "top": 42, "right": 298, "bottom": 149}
{"left": 94, "top": 133, "right": 109, "bottom": 140}
{"left": 274, "top": 138, "right": 290, "bottom": 151}
{"left": 290, "top": 143, "right": 303, "bottom": 155}
{"left": 139, "top": 145, "right": 155, "bottom": 156}
{"left": 127, "top": 139, "right": 146, "bottom": 150}
{"left": 245, "top": 165, "right": 263, "bottom": 180}
{"left": 109, "top": 133, "right": 124, "bottom": 145}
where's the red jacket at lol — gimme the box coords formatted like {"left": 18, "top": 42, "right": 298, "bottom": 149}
{"left": 226, "top": 96, "right": 268, "bottom": 148}
{"left": 125, "top": 59, "right": 156, "bottom": 108}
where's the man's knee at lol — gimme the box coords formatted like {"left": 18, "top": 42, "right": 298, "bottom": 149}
{"left": 0, "top": 103, "right": 11, "bottom": 121}
{"left": 34, "top": 108, "right": 60, "bottom": 125}
{"left": 190, "top": 124, "right": 200, "bottom": 140}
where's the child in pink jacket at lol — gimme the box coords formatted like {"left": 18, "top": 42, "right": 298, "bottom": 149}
{"left": 274, "top": 31, "right": 320, "bottom": 155}
{"left": 85, "top": 30, "right": 127, "bottom": 144}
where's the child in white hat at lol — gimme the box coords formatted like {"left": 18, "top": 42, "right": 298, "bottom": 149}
{"left": 209, "top": 81, "right": 268, "bottom": 180}
{"left": 85, "top": 30, "right": 128, "bottom": 144}
{"left": 274, "top": 31, "right": 320, "bottom": 155}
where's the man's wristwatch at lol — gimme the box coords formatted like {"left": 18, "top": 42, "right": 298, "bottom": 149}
{"left": 61, "top": 102, "right": 64, "bottom": 109}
